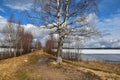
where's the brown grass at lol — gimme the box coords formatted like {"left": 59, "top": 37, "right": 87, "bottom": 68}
{"left": 63, "top": 60, "right": 120, "bottom": 75}
{"left": 0, "top": 50, "right": 102, "bottom": 80}
{"left": 44, "top": 53, "right": 120, "bottom": 80}
{"left": 1, "top": 50, "right": 120, "bottom": 80}
{"left": 62, "top": 58, "right": 120, "bottom": 80}
{"left": 0, "top": 50, "right": 40, "bottom": 80}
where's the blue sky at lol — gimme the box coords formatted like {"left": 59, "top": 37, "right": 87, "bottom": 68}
{"left": 0, "top": 0, "right": 120, "bottom": 48}
{"left": 0, "top": 0, "right": 119, "bottom": 24}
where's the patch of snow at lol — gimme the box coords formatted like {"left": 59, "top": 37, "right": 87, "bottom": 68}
{"left": 24, "top": 59, "right": 28, "bottom": 62}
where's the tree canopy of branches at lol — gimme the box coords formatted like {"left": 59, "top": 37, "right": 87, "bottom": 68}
{"left": 28, "top": 0, "right": 99, "bottom": 63}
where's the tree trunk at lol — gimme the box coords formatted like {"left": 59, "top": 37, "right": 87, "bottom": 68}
{"left": 56, "top": 0, "right": 62, "bottom": 64}
{"left": 56, "top": 0, "right": 69, "bottom": 64}
{"left": 14, "top": 40, "right": 18, "bottom": 57}
{"left": 28, "top": 40, "right": 30, "bottom": 53}
{"left": 20, "top": 41, "right": 23, "bottom": 55}
{"left": 57, "top": 36, "right": 64, "bottom": 64}
{"left": 9, "top": 40, "right": 11, "bottom": 57}
{"left": 14, "top": 45, "right": 17, "bottom": 57}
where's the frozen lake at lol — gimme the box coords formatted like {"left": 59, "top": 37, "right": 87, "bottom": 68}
{"left": 55, "top": 49, "right": 120, "bottom": 62}
{"left": 62, "top": 49, "right": 120, "bottom": 54}
{"left": 52, "top": 49, "right": 120, "bottom": 54}
{"left": 0, "top": 48, "right": 14, "bottom": 53}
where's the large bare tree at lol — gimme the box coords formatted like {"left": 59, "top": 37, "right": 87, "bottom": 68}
{"left": 29, "top": 0, "right": 99, "bottom": 63}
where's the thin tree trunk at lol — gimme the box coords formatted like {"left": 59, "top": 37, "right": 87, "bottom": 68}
{"left": 20, "top": 41, "right": 23, "bottom": 55}
{"left": 15, "top": 42, "right": 17, "bottom": 57}
{"left": 9, "top": 40, "right": 12, "bottom": 57}
{"left": 57, "top": 36, "right": 64, "bottom": 63}
{"left": 28, "top": 40, "right": 30, "bottom": 53}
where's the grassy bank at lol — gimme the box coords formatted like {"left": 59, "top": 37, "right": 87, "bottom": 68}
{"left": 0, "top": 50, "right": 120, "bottom": 80}
{"left": 63, "top": 59, "right": 120, "bottom": 75}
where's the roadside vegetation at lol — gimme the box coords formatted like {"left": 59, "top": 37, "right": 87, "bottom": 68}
{"left": 0, "top": 50, "right": 120, "bottom": 80}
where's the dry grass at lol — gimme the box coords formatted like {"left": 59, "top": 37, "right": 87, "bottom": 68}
{"left": 1, "top": 50, "right": 120, "bottom": 80}
{"left": 43, "top": 53, "right": 120, "bottom": 80}
{"left": 0, "top": 50, "right": 40, "bottom": 80}
{"left": 63, "top": 59, "right": 120, "bottom": 80}
{"left": 0, "top": 51, "right": 120, "bottom": 80}
{"left": 0, "top": 50, "right": 102, "bottom": 80}
{"left": 64, "top": 60, "right": 120, "bottom": 75}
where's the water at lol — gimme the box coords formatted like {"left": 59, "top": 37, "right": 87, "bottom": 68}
{"left": 61, "top": 49, "right": 120, "bottom": 63}
{"left": 81, "top": 54, "right": 120, "bottom": 62}
{"left": 0, "top": 48, "right": 15, "bottom": 53}
{"left": 62, "top": 49, "right": 120, "bottom": 54}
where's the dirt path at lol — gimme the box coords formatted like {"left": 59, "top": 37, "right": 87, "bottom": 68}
{"left": 78, "top": 66, "right": 120, "bottom": 80}
{"left": 39, "top": 51, "right": 120, "bottom": 80}
{"left": 62, "top": 60, "right": 120, "bottom": 80}
{"left": 37, "top": 51, "right": 120, "bottom": 80}
{"left": 36, "top": 52, "right": 101, "bottom": 80}
{"left": 0, "top": 50, "right": 119, "bottom": 80}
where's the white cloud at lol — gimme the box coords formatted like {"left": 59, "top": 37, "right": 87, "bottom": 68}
{"left": 84, "top": 12, "right": 120, "bottom": 47}
{"left": 76, "top": 13, "right": 99, "bottom": 26}
{"left": 23, "top": 24, "right": 57, "bottom": 46}
{"left": 85, "top": 38, "right": 120, "bottom": 48}
{"left": 97, "top": 12, "right": 120, "bottom": 39}
{"left": 0, "top": 16, "right": 7, "bottom": 32}
{"left": 0, "top": 16, "right": 7, "bottom": 45}
{"left": 86, "top": 13, "right": 99, "bottom": 26}
{"left": 5, "top": 3, "right": 33, "bottom": 11}
{"left": 23, "top": 24, "right": 56, "bottom": 37}
{"left": 82, "top": 11, "right": 120, "bottom": 48}
{"left": 4, "top": 0, "right": 34, "bottom": 11}
{"left": 103, "top": 14, "right": 120, "bottom": 28}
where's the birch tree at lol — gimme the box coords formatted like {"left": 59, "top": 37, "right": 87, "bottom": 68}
{"left": 2, "top": 15, "right": 16, "bottom": 57}
{"left": 29, "top": 0, "right": 99, "bottom": 63}
{"left": 15, "top": 21, "right": 24, "bottom": 56}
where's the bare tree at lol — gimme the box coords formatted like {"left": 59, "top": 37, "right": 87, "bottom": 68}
{"left": 74, "top": 36, "right": 83, "bottom": 61}
{"left": 22, "top": 31, "right": 33, "bottom": 53}
{"left": 2, "top": 15, "right": 16, "bottom": 57}
{"left": 15, "top": 21, "right": 24, "bottom": 56}
{"left": 34, "top": 40, "right": 42, "bottom": 50}
{"left": 26, "top": 0, "right": 99, "bottom": 63}
{"left": 44, "top": 35, "right": 55, "bottom": 55}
